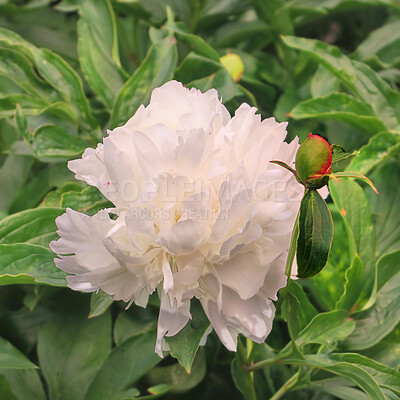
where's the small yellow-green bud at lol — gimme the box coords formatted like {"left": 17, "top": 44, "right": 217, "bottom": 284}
{"left": 220, "top": 53, "right": 244, "bottom": 82}
{"left": 295, "top": 133, "right": 332, "bottom": 189}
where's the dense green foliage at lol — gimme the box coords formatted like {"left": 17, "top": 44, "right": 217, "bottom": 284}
{"left": 0, "top": 0, "right": 399, "bottom": 399}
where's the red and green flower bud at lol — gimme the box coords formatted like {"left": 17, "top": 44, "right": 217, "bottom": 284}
{"left": 295, "top": 134, "right": 332, "bottom": 189}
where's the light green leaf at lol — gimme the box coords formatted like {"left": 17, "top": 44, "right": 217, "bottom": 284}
{"left": 38, "top": 311, "right": 112, "bottom": 400}
{"left": 0, "top": 207, "right": 63, "bottom": 247}
{"left": 329, "top": 179, "right": 375, "bottom": 280}
{"left": 89, "top": 291, "right": 113, "bottom": 319}
{"left": 353, "top": 19, "right": 400, "bottom": 69}
{"left": 345, "top": 271, "right": 400, "bottom": 350}
{"left": 289, "top": 92, "right": 386, "bottom": 135}
{"left": 0, "top": 243, "right": 66, "bottom": 286}
{"left": 175, "top": 52, "right": 221, "bottom": 84}
{"left": 84, "top": 332, "right": 161, "bottom": 400}
{"left": 281, "top": 35, "right": 400, "bottom": 129}
{"left": 0, "top": 94, "right": 47, "bottom": 118}
{"left": 348, "top": 131, "right": 400, "bottom": 175}
{"left": 78, "top": 0, "right": 127, "bottom": 109}
{"left": 336, "top": 254, "right": 364, "bottom": 311}
{"left": 165, "top": 300, "right": 210, "bottom": 373}
{"left": 110, "top": 35, "right": 177, "bottom": 128}
{"left": 296, "top": 189, "right": 333, "bottom": 279}
{"left": 0, "top": 338, "right": 37, "bottom": 369}
{"left": 296, "top": 310, "right": 355, "bottom": 347}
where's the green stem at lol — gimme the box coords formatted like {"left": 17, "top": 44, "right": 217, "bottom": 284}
{"left": 237, "top": 338, "right": 257, "bottom": 400}
{"left": 270, "top": 369, "right": 301, "bottom": 400}
{"left": 244, "top": 343, "right": 293, "bottom": 372}
{"left": 285, "top": 210, "right": 300, "bottom": 277}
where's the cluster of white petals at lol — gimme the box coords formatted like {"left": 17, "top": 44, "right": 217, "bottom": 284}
{"left": 50, "top": 81, "right": 304, "bottom": 354}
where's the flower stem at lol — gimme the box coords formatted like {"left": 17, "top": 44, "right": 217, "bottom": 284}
{"left": 269, "top": 369, "right": 301, "bottom": 400}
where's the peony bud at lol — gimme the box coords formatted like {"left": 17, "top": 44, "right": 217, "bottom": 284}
{"left": 295, "top": 134, "right": 332, "bottom": 189}
{"left": 220, "top": 53, "right": 244, "bottom": 82}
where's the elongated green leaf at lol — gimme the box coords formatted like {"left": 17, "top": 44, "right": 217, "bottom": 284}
{"left": 175, "top": 52, "right": 221, "bottom": 84}
{"left": 329, "top": 179, "right": 375, "bottom": 280}
{"left": 0, "top": 154, "right": 33, "bottom": 213}
{"left": 296, "top": 189, "right": 333, "bottom": 279}
{"left": 0, "top": 369, "right": 46, "bottom": 400}
{"left": 345, "top": 271, "right": 400, "bottom": 350}
{"left": 331, "top": 353, "right": 400, "bottom": 395}
{"left": 38, "top": 311, "right": 111, "bottom": 400}
{"left": 0, "top": 207, "right": 63, "bottom": 246}
{"left": 89, "top": 291, "right": 113, "bottom": 319}
{"left": 0, "top": 243, "right": 66, "bottom": 286}
{"left": 0, "top": 338, "right": 37, "bottom": 369}
{"left": 32, "top": 124, "right": 86, "bottom": 161}
{"left": 287, "top": 280, "right": 317, "bottom": 329}
{"left": 289, "top": 93, "right": 386, "bottom": 135}
{"left": 353, "top": 19, "right": 400, "bottom": 69}
{"left": 336, "top": 254, "right": 364, "bottom": 311}
{"left": 281, "top": 35, "right": 400, "bottom": 129}
{"left": 78, "top": 0, "right": 127, "bottom": 109}
{"left": 296, "top": 310, "right": 355, "bottom": 347}
{"left": 0, "top": 94, "right": 47, "bottom": 118}
{"left": 84, "top": 332, "right": 161, "bottom": 400}
{"left": 165, "top": 299, "right": 210, "bottom": 373}
{"left": 110, "top": 36, "right": 177, "bottom": 128}
{"left": 348, "top": 131, "right": 400, "bottom": 175}
{"left": 367, "top": 162, "right": 400, "bottom": 256}
{"left": 165, "top": 22, "right": 220, "bottom": 62}
{"left": 283, "top": 354, "right": 386, "bottom": 400}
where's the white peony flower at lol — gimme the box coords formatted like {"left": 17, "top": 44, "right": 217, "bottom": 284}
{"left": 50, "top": 80, "right": 304, "bottom": 354}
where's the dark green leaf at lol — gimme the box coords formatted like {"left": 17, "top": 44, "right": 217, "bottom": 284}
{"left": 296, "top": 189, "right": 334, "bottom": 279}
{"left": 0, "top": 369, "right": 46, "bottom": 400}
{"left": 0, "top": 243, "right": 66, "bottom": 286}
{"left": 345, "top": 271, "right": 400, "bottom": 350}
{"left": 281, "top": 35, "right": 400, "bottom": 130}
{"left": 0, "top": 337, "right": 37, "bottom": 369}
{"left": 84, "top": 332, "right": 161, "bottom": 400}
{"left": 38, "top": 311, "right": 112, "bottom": 400}
{"left": 165, "top": 299, "right": 210, "bottom": 373}
{"left": 110, "top": 35, "right": 177, "bottom": 128}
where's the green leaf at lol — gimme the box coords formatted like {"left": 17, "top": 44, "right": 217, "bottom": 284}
{"left": 353, "top": 19, "right": 400, "bottom": 69}
{"left": 330, "top": 353, "right": 400, "bottom": 395}
{"left": 231, "top": 356, "right": 257, "bottom": 400}
{"left": 0, "top": 154, "right": 33, "bottom": 213}
{"left": 0, "top": 207, "right": 63, "bottom": 247}
{"left": 89, "top": 291, "right": 113, "bottom": 319}
{"left": 110, "top": 35, "right": 177, "bottom": 128}
{"left": 38, "top": 311, "right": 112, "bottom": 400}
{"left": 165, "top": 22, "right": 220, "bottom": 62}
{"left": 285, "top": 354, "right": 386, "bottom": 400}
{"left": 0, "top": 370, "right": 46, "bottom": 400}
{"left": 329, "top": 179, "right": 375, "bottom": 281}
{"left": 32, "top": 124, "right": 86, "bottom": 161}
{"left": 0, "top": 337, "right": 37, "bottom": 369}
{"left": 348, "top": 131, "right": 400, "bottom": 175}
{"left": 345, "top": 270, "right": 400, "bottom": 350}
{"left": 367, "top": 162, "right": 400, "bottom": 256}
{"left": 296, "top": 189, "right": 333, "bottom": 279}
{"left": 175, "top": 52, "right": 221, "bottom": 84}
{"left": 165, "top": 299, "right": 210, "bottom": 374}
{"left": 281, "top": 35, "right": 400, "bottom": 130}
{"left": 0, "top": 94, "right": 47, "bottom": 118}
{"left": 0, "top": 243, "right": 66, "bottom": 286}
{"left": 336, "top": 254, "right": 364, "bottom": 311}
{"left": 78, "top": 0, "right": 127, "bottom": 109}
{"left": 288, "top": 92, "right": 386, "bottom": 135}
{"left": 113, "top": 309, "right": 156, "bottom": 346}
{"left": 84, "top": 332, "right": 161, "bottom": 400}
{"left": 295, "top": 310, "right": 355, "bottom": 347}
